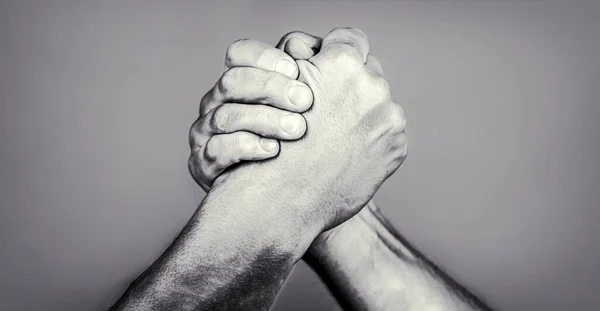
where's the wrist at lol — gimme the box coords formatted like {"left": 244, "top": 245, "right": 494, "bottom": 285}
{"left": 306, "top": 201, "right": 417, "bottom": 269}
{"left": 305, "top": 201, "right": 406, "bottom": 265}
{"left": 305, "top": 207, "right": 377, "bottom": 267}
{"left": 114, "top": 175, "right": 320, "bottom": 310}
{"left": 208, "top": 167, "right": 323, "bottom": 260}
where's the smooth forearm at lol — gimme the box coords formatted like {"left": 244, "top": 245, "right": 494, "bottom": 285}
{"left": 306, "top": 201, "right": 492, "bottom": 311}
{"left": 110, "top": 173, "right": 318, "bottom": 311}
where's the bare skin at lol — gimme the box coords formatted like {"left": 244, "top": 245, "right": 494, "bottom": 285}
{"left": 305, "top": 201, "right": 493, "bottom": 311}
{"left": 187, "top": 30, "right": 494, "bottom": 310}
{"left": 109, "top": 27, "right": 407, "bottom": 310}
{"left": 282, "top": 32, "right": 493, "bottom": 311}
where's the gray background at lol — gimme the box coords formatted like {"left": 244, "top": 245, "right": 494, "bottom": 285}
{"left": 1, "top": 0, "right": 599, "bottom": 310}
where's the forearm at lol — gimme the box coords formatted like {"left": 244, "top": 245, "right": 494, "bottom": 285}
{"left": 110, "top": 173, "right": 318, "bottom": 311}
{"left": 305, "top": 201, "right": 492, "bottom": 311}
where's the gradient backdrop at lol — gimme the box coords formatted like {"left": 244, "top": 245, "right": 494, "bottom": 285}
{"left": 1, "top": 1, "right": 599, "bottom": 310}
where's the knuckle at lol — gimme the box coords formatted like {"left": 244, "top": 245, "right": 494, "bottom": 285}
{"left": 371, "top": 76, "right": 391, "bottom": 99}
{"left": 204, "top": 138, "right": 220, "bottom": 163}
{"left": 390, "top": 103, "right": 406, "bottom": 131}
{"left": 214, "top": 152, "right": 232, "bottom": 169}
{"left": 261, "top": 71, "right": 281, "bottom": 95}
{"left": 397, "top": 107, "right": 407, "bottom": 131}
{"left": 334, "top": 44, "right": 362, "bottom": 66}
{"left": 225, "top": 38, "right": 249, "bottom": 66}
{"left": 236, "top": 132, "right": 257, "bottom": 154}
{"left": 217, "top": 67, "right": 241, "bottom": 95}
{"left": 359, "top": 74, "right": 391, "bottom": 102}
{"left": 205, "top": 135, "right": 239, "bottom": 169}
{"left": 211, "top": 105, "right": 231, "bottom": 133}
{"left": 331, "top": 27, "right": 367, "bottom": 39}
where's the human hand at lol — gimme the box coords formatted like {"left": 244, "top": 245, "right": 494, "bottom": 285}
{"left": 210, "top": 27, "right": 407, "bottom": 236}
{"left": 188, "top": 39, "right": 314, "bottom": 192}
{"left": 276, "top": 31, "right": 388, "bottom": 255}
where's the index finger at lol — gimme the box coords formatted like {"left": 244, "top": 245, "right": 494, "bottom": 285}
{"left": 225, "top": 39, "right": 299, "bottom": 79}
{"left": 311, "top": 27, "right": 370, "bottom": 65}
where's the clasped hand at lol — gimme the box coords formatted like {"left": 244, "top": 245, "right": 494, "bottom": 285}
{"left": 189, "top": 27, "right": 407, "bottom": 239}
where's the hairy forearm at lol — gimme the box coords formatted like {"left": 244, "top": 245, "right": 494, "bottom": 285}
{"left": 305, "top": 201, "right": 492, "bottom": 311}
{"left": 110, "top": 173, "right": 317, "bottom": 311}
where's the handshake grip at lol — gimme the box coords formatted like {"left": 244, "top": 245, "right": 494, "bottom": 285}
{"left": 209, "top": 28, "right": 407, "bottom": 234}
{"left": 110, "top": 28, "right": 493, "bottom": 311}
{"left": 107, "top": 27, "right": 498, "bottom": 311}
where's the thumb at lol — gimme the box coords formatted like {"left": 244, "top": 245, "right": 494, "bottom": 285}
{"left": 284, "top": 37, "right": 316, "bottom": 60}
{"left": 276, "top": 31, "right": 322, "bottom": 60}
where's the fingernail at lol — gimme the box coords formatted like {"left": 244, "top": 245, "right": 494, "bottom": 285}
{"left": 259, "top": 138, "right": 278, "bottom": 152}
{"left": 288, "top": 85, "right": 311, "bottom": 107}
{"left": 275, "top": 59, "right": 297, "bottom": 78}
{"left": 280, "top": 114, "right": 301, "bottom": 135}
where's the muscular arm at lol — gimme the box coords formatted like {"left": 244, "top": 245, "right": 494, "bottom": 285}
{"left": 110, "top": 38, "right": 321, "bottom": 310}
{"left": 109, "top": 176, "right": 319, "bottom": 311}
{"left": 305, "top": 201, "right": 493, "bottom": 311}
{"left": 271, "top": 31, "right": 493, "bottom": 311}
{"left": 110, "top": 27, "right": 410, "bottom": 311}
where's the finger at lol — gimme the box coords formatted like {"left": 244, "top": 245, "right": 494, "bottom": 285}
{"left": 284, "top": 38, "right": 317, "bottom": 60}
{"left": 201, "top": 67, "right": 313, "bottom": 115}
{"left": 312, "top": 27, "right": 370, "bottom": 65}
{"left": 365, "top": 54, "right": 384, "bottom": 76}
{"left": 189, "top": 115, "right": 210, "bottom": 153}
{"left": 225, "top": 39, "right": 299, "bottom": 79}
{"left": 204, "top": 131, "right": 280, "bottom": 181}
{"left": 200, "top": 103, "right": 307, "bottom": 140}
{"left": 276, "top": 31, "right": 322, "bottom": 60}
